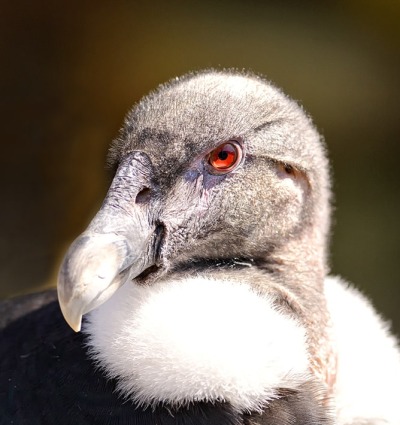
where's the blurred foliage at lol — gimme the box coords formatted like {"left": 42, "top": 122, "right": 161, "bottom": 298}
{"left": 1, "top": 0, "right": 399, "bottom": 334}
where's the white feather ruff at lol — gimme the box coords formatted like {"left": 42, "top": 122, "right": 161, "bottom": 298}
{"left": 85, "top": 276, "right": 309, "bottom": 412}
{"left": 325, "top": 276, "right": 400, "bottom": 425}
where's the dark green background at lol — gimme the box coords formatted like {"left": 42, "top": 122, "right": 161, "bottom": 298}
{"left": 1, "top": 1, "right": 399, "bottom": 335}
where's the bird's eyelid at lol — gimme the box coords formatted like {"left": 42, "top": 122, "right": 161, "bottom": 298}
{"left": 207, "top": 136, "right": 244, "bottom": 150}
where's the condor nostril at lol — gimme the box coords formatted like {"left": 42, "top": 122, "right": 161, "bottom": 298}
{"left": 135, "top": 187, "right": 151, "bottom": 204}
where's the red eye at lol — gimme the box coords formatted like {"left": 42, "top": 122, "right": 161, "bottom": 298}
{"left": 208, "top": 141, "right": 242, "bottom": 173}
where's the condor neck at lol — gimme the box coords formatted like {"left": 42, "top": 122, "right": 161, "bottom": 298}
{"left": 272, "top": 228, "right": 328, "bottom": 290}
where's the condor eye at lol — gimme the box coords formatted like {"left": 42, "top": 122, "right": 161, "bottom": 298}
{"left": 208, "top": 141, "right": 242, "bottom": 174}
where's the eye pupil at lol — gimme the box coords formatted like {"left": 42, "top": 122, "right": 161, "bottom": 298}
{"left": 208, "top": 141, "right": 242, "bottom": 173}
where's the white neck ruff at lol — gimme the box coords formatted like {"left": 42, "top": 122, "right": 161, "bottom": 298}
{"left": 85, "top": 276, "right": 309, "bottom": 412}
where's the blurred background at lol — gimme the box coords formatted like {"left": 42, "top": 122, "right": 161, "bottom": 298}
{"left": 1, "top": 1, "right": 399, "bottom": 335}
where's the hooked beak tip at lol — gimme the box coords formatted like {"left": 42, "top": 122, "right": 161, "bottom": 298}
{"left": 56, "top": 219, "right": 156, "bottom": 331}
{"left": 70, "top": 319, "right": 82, "bottom": 333}
{"left": 58, "top": 291, "right": 84, "bottom": 332}
{"left": 64, "top": 310, "right": 82, "bottom": 333}
{"left": 57, "top": 232, "right": 143, "bottom": 332}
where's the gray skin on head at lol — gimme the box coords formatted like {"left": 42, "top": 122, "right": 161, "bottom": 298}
{"left": 110, "top": 71, "right": 330, "bottom": 270}
{"left": 58, "top": 70, "right": 334, "bottom": 403}
{"left": 110, "top": 70, "right": 333, "bottom": 379}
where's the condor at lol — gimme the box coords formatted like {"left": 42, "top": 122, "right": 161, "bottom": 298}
{"left": 2, "top": 71, "right": 400, "bottom": 425}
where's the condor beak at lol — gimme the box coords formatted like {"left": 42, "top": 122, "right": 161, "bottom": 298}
{"left": 57, "top": 230, "right": 152, "bottom": 332}
{"left": 57, "top": 152, "right": 158, "bottom": 332}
